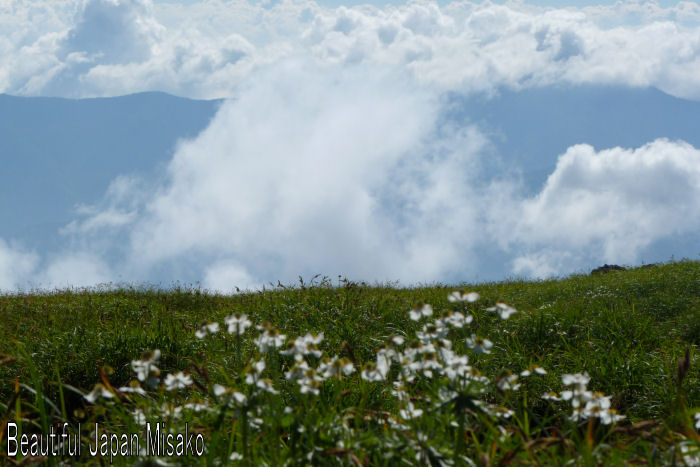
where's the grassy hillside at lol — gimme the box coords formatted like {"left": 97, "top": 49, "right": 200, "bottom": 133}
{"left": 1, "top": 260, "right": 698, "bottom": 465}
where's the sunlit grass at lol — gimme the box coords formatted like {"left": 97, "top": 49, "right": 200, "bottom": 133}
{"left": 1, "top": 260, "right": 699, "bottom": 464}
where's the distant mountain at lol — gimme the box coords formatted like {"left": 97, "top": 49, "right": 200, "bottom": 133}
{"left": 0, "top": 92, "right": 222, "bottom": 250}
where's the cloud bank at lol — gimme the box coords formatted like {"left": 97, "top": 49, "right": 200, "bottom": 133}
{"left": 501, "top": 139, "right": 700, "bottom": 276}
{"left": 4, "top": 0, "right": 700, "bottom": 99}
{"left": 3, "top": 61, "right": 688, "bottom": 292}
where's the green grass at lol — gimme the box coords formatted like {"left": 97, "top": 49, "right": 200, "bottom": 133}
{"left": 1, "top": 260, "right": 699, "bottom": 465}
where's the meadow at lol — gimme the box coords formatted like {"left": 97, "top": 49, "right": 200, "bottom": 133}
{"left": 1, "top": 260, "right": 698, "bottom": 465}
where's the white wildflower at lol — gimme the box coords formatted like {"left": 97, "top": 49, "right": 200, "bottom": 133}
{"left": 230, "top": 452, "right": 244, "bottom": 461}
{"left": 232, "top": 392, "right": 248, "bottom": 405}
{"left": 437, "top": 311, "right": 473, "bottom": 328}
{"left": 597, "top": 407, "right": 625, "bottom": 424}
{"left": 297, "top": 371, "right": 323, "bottom": 395}
{"left": 254, "top": 324, "right": 286, "bottom": 352}
{"left": 195, "top": 322, "right": 219, "bottom": 339}
{"left": 245, "top": 359, "right": 266, "bottom": 385}
{"left": 118, "top": 385, "right": 147, "bottom": 396}
{"left": 317, "top": 356, "right": 355, "bottom": 378}
{"left": 132, "top": 409, "right": 146, "bottom": 425}
{"left": 399, "top": 402, "right": 424, "bottom": 420}
{"left": 225, "top": 314, "right": 252, "bottom": 336}
{"left": 562, "top": 373, "right": 591, "bottom": 388}
{"left": 695, "top": 413, "right": 700, "bottom": 430}
{"left": 520, "top": 366, "right": 547, "bottom": 377}
{"left": 438, "top": 387, "right": 458, "bottom": 403}
{"left": 131, "top": 350, "right": 161, "bottom": 387}
{"left": 361, "top": 362, "right": 385, "bottom": 382}
{"left": 256, "top": 378, "right": 279, "bottom": 395}
{"left": 161, "top": 403, "right": 183, "bottom": 419}
{"left": 463, "top": 367, "right": 490, "bottom": 387}
{"left": 184, "top": 402, "right": 209, "bottom": 412}
{"left": 496, "top": 373, "right": 521, "bottom": 391}
{"left": 409, "top": 303, "right": 433, "bottom": 321}
{"left": 582, "top": 392, "right": 625, "bottom": 424}
{"left": 474, "top": 401, "right": 514, "bottom": 419}
{"left": 679, "top": 441, "right": 700, "bottom": 467}
{"left": 416, "top": 322, "right": 448, "bottom": 343}
{"left": 465, "top": 334, "right": 493, "bottom": 354}
{"left": 387, "top": 417, "right": 409, "bottom": 431}
{"left": 85, "top": 384, "right": 114, "bottom": 404}
{"left": 542, "top": 392, "right": 562, "bottom": 401}
{"left": 377, "top": 347, "right": 398, "bottom": 362}
{"left": 164, "top": 372, "right": 193, "bottom": 391}
{"left": 250, "top": 417, "right": 264, "bottom": 430}
{"left": 280, "top": 333, "right": 324, "bottom": 361}
{"left": 492, "top": 406, "right": 515, "bottom": 419}
{"left": 487, "top": 303, "right": 518, "bottom": 320}
{"left": 392, "top": 383, "right": 410, "bottom": 401}
{"left": 285, "top": 360, "right": 312, "bottom": 381}
{"left": 441, "top": 350, "right": 470, "bottom": 381}
{"left": 214, "top": 385, "right": 247, "bottom": 405}
{"left": 558, "top": 374, "right": 624, "bottom": 424}
{"left": 390, "top": 335, "right": 405, "bottom": 346}
{"left": 448, "top": 291, "right": 479, "bottom": 303}
{"left": 402, "top": 341, "right": 436, "bottom": 361}
{"left": 376, "top": 352, "right": 392, "bottom": 376}
{"left": 400, "top": 350, "right": 440, "bottom": 379}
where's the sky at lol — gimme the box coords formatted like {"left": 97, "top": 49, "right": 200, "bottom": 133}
{"left": 0, "top": 0, "right": 699, "bottom": 292}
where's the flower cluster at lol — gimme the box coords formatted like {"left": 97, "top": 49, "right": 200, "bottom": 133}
{"left": 131, "top": 350, "right": 161, "bottom": 388}
{"left": 254, "top": 323, "right": 287, "bottom": 353}
{"left": 359, "top": 291, "right": 541, "bottom": 425}
{"left": 195, "top": 322, "right": 219, "bottom": 339}
{"left": 280, "top": 333, "right": 324, "bottom": 361}
{"left": 543, "top": 373, "right": 625, "bottom": 424}
{"left": 164, "top": 371, "right": 193, "bottom": 391}
{"left": 225, "top": 313, "right": 252, "bottom": 336}
{"left": 78, "top": 290, "right": 638, "bottom": 465}
{"left": 196, "top": 314, "right": 254, "bottom": 338}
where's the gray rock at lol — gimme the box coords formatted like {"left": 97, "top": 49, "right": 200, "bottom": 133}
{"left": 591, "top": 264, "right": 626, "bottom": 275}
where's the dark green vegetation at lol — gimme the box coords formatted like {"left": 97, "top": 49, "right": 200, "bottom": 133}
{"left": 1, "top": 260, "right": 699, "bottom": 465}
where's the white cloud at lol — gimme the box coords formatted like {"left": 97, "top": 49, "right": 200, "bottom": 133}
{"left": 3, "top": 0, "right": 700, "bottom": 99}
{"left": 203, "top": 262, "right": 257, "bottom": 293}
{"left": 497, "top": 139, "right": 700, "bottom": 276}
{"left": 41, "top": 62, "right": 695, "bottom": 292}
{"left": 0, "top": 239, "right": 110, "bottom": 291}
{"left": 62, "top": 175, "right": 143, "bottom": 235}
{"left": 39, "top": 252, "right": 112, "bottom": 289}
{"left": 62, "top": 0, "right": 163, "bottom": 64}
{"left": 0, "top": 239, "right": 39, "bottom": 290}
{"left": 109, "top": 60, "right": 488, "bottom": 287}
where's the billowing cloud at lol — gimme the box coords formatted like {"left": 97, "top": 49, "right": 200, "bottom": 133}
{"left": 69, "top": 61, "right": 491, "bottom": 288}
{"left": 499, "top": 139, "right": 700, "bottom": 276}
{"left": 39, "top": 252, "right": 112, "bottom": 290}
{"left": 62, "top": 0, "right": 163, "bottom": 64}
{"left": 3, "top": 0, "right": 700, "bottom": 99}
{"left": 41, "top": 62, "right": 696, "bottom": 291}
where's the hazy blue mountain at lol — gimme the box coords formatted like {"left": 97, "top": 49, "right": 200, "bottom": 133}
{"left": 0, "top": 92, "right": 222, "bottom": 250}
